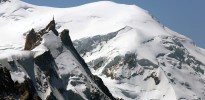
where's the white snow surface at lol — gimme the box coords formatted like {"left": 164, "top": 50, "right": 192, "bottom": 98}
{"left": 0, "top": 0, "right": 188, "bottom": 46}
{"left": 0, "top": 0, "right": 205, "bottom": 100}
{"left": 10, "top": 71, "right": 26, "bottom": 83}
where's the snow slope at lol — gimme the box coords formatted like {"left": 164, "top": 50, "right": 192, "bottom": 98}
{"left": 1, "top": 0, "right": 205, "bottom": 100}
{"left": 0, "top": 0, "right": 187, "bottom": 49}
{"left": 73, "top": 27, "right": 205, "bottom": 100}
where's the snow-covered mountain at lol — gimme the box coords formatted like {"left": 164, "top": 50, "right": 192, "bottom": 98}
{"left": 1, "top": 0, "right": 205, "bottom": 100}
{"left": 0, "top": 18, "right": 116, "bottom": 99}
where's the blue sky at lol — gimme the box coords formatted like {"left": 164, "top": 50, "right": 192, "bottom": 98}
{"left": 23, "top": 0, "right": 205, "bottom": 48}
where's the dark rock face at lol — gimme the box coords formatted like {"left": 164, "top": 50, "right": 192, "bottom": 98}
{"left": 60, "top": 29, "right": 72, "bottom": 46}
{"left": 45, "top": 18, "right": 58, "bottom": 36}
{"left": 144, "top": 72, "right": 160, "bottom": 85}
{"left": 67, "top": 90, "right": 84, "bottom": 100}
{"left": 91, "top": 75, "right": 116, "bottom": 100}
{"left": 24, "top": 19, "right": 58, "bottom": 50}
{"left": 0, "top": 67, "right": 41, "bottom": 100}
{"left": 34, "top": 50, "right": 54, "bottom": 71}
{"left": 24, "top": 29, "right": 41, "bottom": 50}
{"left": 0, "top": 67, "right": 16, "bottom": 96}
{"left": 34, "top": 51, "right": 67, "bottom": 99}
{"left": 18, "top": 79, "right": 41, "bottom": 100}
{"left": 46, "top": 92, "right": 57, "bottom": 100}
{"left": 34, "top": 50, "right": 59, "bottom": 79}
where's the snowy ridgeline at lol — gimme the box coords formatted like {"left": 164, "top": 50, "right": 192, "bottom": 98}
{"left": 73, "top": 26, "right": 205, "bottom": 100}
{"left": 0, "top": 0, "right": 205, "bottom": 100}
{"left": 0, "top": 19, "right": 115, "bottom": 100}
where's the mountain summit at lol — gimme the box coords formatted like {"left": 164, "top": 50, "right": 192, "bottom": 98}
{"left": 0, "top": 0, "right": 205, "bottom": 100}
{"left": 0, "top": 19, "right": 115, "bottom": 100}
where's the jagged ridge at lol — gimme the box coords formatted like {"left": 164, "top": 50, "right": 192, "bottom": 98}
{"left": 1, "top": 1, "right": 205, "bottom": 100}
{"left": 0, "top": 19, "right": 116, "bottom": 100}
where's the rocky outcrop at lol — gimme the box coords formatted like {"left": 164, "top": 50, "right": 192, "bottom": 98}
{"left": 22, "top": 19, "right": 116, "bottom": 100}
{"left": 59, "top": 25, "right": 116, "bottom": 100}
{"left": 24, "top": 18, "right": 58, "bottom": 50}
{"left": 91, "top": 75, "right": 116, "bottom": 100}
{"left": 24, "top": 29, "right": 41, "bottom": 50}
{"left": 60, "top": 29, "right": 72, "bottom": 46}
{"left": 34, "top": 50, "right": 57, "bottom": 76}
{"left": 45, "top": 18, "right": 58, "bottom": 36}
{"left": 144, "top": 72, "right": 160, "bottom": 85}
{"left": 60, "top": 29, "right": 116, "bottom": 100}
{"left": 0, "top": 67, "right": 16, "bottom": 97}
{"left": 0, "top": 67, "right": 41, "bottom": 100}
